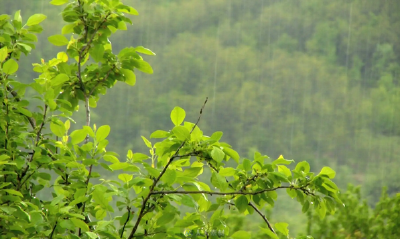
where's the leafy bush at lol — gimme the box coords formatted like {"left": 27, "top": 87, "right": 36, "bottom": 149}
{"left": 0, "top": 1, "right": 341, "bottom": 238}
{"left": 307, "top": 184, "right": 400, "bottom": 239}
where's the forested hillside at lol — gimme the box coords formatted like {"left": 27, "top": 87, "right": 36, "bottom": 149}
{"left": 2, "top": 0, "right": 400, "bottom": 236}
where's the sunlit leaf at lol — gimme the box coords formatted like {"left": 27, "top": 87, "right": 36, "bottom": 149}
{"left": 96, "top": 125, "right": 110, "bottom": 142}
{"left": 275, "top": 222, "right": 289, "bottom": 236}
{"left": 319, "top": 167, "right": 336, "bottom": 179}
{"left": 170, "top": 107, "right": 186, "bottom": 126}
{"left": 70, "top": 218, "right": 89, "bottom": 232}
{"left": 211, "top": 147, "right": 225, "bottom": 163}
{"left": 3, "top": 59, "right": 19, "bottom": 74}
{"left": 48, "top": 34, "right": 68, "bottom": 46}
{"left": 26, "top": 14, "right": 47, "bottom": 26}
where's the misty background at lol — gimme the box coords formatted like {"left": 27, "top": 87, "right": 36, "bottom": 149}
{"left": 2, "top": 0, "right": 400, "bottom": 235}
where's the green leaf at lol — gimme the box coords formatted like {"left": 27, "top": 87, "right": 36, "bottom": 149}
{"left": 210, "top": 131, "right": 223, "bottom": 141}
{"left": 223, "top": 147, "right": 240, "bottom": 163}
{"left": 3, "top": 59, "right": 19, "bottom": 74}
{"left": 117, "top": 5, "right": 139, "bottom": 15}
{"left": 272, "top": 155, "right": 294, "bottom": 165}
{"left": 104, "top": 155, "right": 119, "bottom": 163}
{"left": 16, "top": 107, "right": 32, "bottom": 117}
{"left": 50, "top": 0, "right": 69, "bottom": 5}
{"left": 121, "top": 69, "right": 136, "bottom": 86}
{"left": 110, "top": 162, "right": 138, "bottom": 171}
{"left": 26, "top": 14, "right": 47, "bottom": 26}
{"left": 162, "top": 169, "right": 176, "bottom": 186}
{"left": 133, "top": 59, "right": 153, "bottom": 74}
{"left": 270, "top": 172, "right": 290, "bottom": 182}
{"left": 118, "top": 173, "right": 133, "bottom": 183}
{"left": 275, "top": 222, "right": 289, "bottom": 236}
{"left": 235, "top": 195, "right": 248, "bottom": 213}
{"left": 302, "top": 200, "right": 310, "bottom": 213}
{"left": 182, "top": 167, "right": 202, "bottom": 177}
{"left": 2, "top": 189, "right": 23, "bottom": 197}
{"left": 294, "top": 161, "right": 310, "bottom": 173}
{"left": 172, "top": 126, "right": 190, "bottom": 141}
{"left": 135, "top": 46, "right": 156, "bottom": 55}
{"left": 170, "top": 107, "right": 186, "bottom": 126}
{"left": 211, "top": 147, "right": 225, "bottom": 163}
{"left": 96, "top": 125, "right": 110, "bottom": 142}
{"left": 0, "top": 46, "right": 7, "bottom": 62}
{"left": 157, "top": 212, "right": 175, "bottom": 226}
{"left": 70, "top": 129, "right": 87, "bottom": 145}
{"left": 218, "top": 167, "right": 236, "bottom": 176}
{"left": 89, "top": 44, "right": 104, "bottom": 62}
{"left": 259, "top": 226, "right": 279, "bottom": 239}
{"left": 51, "top": 73, "right": 69, "bottom": 86}
{"left": 210, "top": 172, "right": 228, "bottom": 191}
{"left": 319, "top": 167, "right": 336, "bottom": 179}
{"left": 50, "top": 120, "right": 66, "bottom": 137}
{"left": 95, "top": 209, "right": 107, "bottom": 220}
{"left": 0, "top": 155, "right": 10, "bottom": 161}
{"left": 70, "top": 218, "right": 89, "bottom": 232}
{"left": 48, "top": 35, "right": 69, "bottom": 46}
{"left": 61, "top": 23, "right": 75, "bottom": 34}
{"left": 150, "top": 130, "right": 169, "bottom": 138}
{"left": 141, "top": 136, "right": 152, "bottom": 148}
{"left": 231, "top": 231, "right": 251, "bottom": 239}
{"left": 243, "top": 158, "right": 252, "bottom": 172}
{"left": 86, "top": 231, "right": 98, "bottom": 239}
{"left": 278, "top": 165, "right": 292, "bottom": 178}
{"left": 13, "top": 10, "right": 22, "bottom": 29}
{"left": 92, "top": 187, "right": 110, "bottom": 209}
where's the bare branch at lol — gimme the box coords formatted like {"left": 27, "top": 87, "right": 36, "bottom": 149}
{"left": 150, "top": 185, "right": 312, "bottom": 196}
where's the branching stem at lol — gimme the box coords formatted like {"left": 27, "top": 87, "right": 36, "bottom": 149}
{"left": 127, "top": 98, "right": 208, "bottom": 239}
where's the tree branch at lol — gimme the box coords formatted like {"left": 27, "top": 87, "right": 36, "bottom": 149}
{"left": 150, "top": 185, "right": 313, "bottom": 196}
{"left": 128, "top": 97, "right": 208, "bottom": 239}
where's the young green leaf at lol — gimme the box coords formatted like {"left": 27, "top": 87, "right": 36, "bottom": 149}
{"left": 70, "top": 218, "right": 89, "bottom": 232}
{"left": 121, "top": 69, "right": 136, "bottom": 86}
{"left": 172, "top": 126, "right": 190, "bottom": 141}
{"left": 235, "top": 195, "right": 249, "bottom": 213}
{"left": 275, "top": 222, "right": 289, "bottom": 236}
{"left": 135, "top": 46, "right": 156, "bottom": 55}
{"left": 70, "top": 129, "right": 87, "bottom": 145}
{"left": 211, "top": 147, "right": 225, "bottom": 163}
{"left": 96, "top": 125, "right": 111, "bottom": 142}
{"left": 26, "top": 14, "right": 47, "bottom": 26}
{"left": 157, "top": 212, "right": 175, "bottom": 226}
{"left": 50, "top": 120, "right": 66, "bottom": 137}
{"left": 170, "top": 106, "right": 186, "bottom": 126}
{"left": 50, "top": 0, "right": 69, "bottom": 5}
{"left": 3, "top": 59, "right": 19, "bottom": 74}
{"left": 231, "top": 231, "right": 251, "bottom": 238}
{"left": 223, "top": 147, "right": 240, "bottom": 163}
{"left": 48, "top": 34, "right": 68, "bottom": 46}
{"left": 0, "top": 46, "right": 7, "bottom": 62}
{"left": 118, "top": 173, "right": 133, "bottom": 183}
{"left": 319, "top": 166, "right": 336, "bottom": 179}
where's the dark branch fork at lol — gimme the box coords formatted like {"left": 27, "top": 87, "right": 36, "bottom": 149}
{"left": 127, "top": 97, "right": 208, "bottom": 239}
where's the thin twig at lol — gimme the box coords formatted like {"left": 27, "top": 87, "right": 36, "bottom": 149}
{"left": 127, "top": 97, "right": 208, "bottom": 239}
{"left": 49, "top": 220, "right": 58, "bottom": 239}
{"left": 120, "top": 206, "right": 132, "bottom": 238}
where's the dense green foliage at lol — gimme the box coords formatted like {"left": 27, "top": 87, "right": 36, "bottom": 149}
{"left": 0, "top": 1, "right": 343, "bottom": 238}
{"left": 308, "top": 185, "right": 400, "bottom": 238}
{"left": 2, "top": 0, "right": 398, "bottom": 200}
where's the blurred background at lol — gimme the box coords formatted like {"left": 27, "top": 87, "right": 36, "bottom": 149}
{"left": 2, "top": 0, "right": 400, "bottom": 236}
